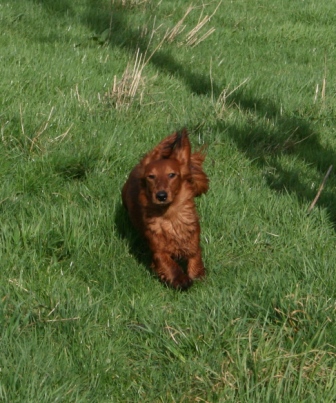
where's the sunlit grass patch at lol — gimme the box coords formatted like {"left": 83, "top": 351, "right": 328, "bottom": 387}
{"left": 1, "top": 0, "right": 336, "bottom": 401}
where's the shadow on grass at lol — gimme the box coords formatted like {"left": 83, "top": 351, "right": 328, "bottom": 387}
{"left": 114, "top": 202, "right": 152, "bottom": 273}
{"left": 81, "top": 0, "right": 223, "bottom": 96}
{"left": 53, "top": 153, "right": 98, "bottom": 181}
{"left": 32, "top": 0, "right": 336, "bottom": 226}
{"left": 211, "top": 92, "right": 336, "bottom": 225}
{"left": 80, "top": 1, "right": 336, "bottom": 223}
{"left": 114, "top": 203, "right": 194, "bottom": 286}
{"left": 28, "top": 0, "right": 222, "bottom": 96}
{"left": 30, "top": 0, "right": 75, "bottom": 15}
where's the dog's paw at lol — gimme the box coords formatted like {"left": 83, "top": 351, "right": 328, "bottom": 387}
{"left": 189, "top": 268, "right": 205, "bottom": 280}
{"left": 171, "top": 272, "right": 193, "bottom": 291}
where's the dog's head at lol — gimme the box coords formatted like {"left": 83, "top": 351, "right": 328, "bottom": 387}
{"left": 144, "top": 158, "right": 182, "bottom": 205}
{"left": 142, "top": 130, "right": 192, "bottom": 206}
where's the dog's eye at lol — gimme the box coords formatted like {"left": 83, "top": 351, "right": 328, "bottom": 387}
{"left": 147, "top": 174, "right": 155, "bottom": 180}
{"left": 168, "top": 173, "right": 176, "bottom": 178}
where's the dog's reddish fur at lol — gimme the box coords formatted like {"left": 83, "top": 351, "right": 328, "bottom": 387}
{"left": 122, "top": 129, "right": 209, "bottom": 290}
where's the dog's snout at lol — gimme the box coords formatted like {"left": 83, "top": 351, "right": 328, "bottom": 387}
{"left": 156, "top": 190, "right": 168, "bottom": 202}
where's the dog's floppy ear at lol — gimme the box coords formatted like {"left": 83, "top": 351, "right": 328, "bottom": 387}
{"left": 190, "top": 151, "right": 209, "bottom": 196}
{"left": 170, "top": 129, "right": 191, "bottom": 176}
{"left": 140, "top": 132, "right": 178, "bottom": 167}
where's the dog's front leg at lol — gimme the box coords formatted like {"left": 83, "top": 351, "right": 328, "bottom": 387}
{"left": 187, "top": 249, "right": 205, "bottom": 280}
{"left": 152, "top": 253, "right": 192, "bottom": 290}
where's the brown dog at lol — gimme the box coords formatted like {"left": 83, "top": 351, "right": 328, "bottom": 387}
{"left": 122, "top": 129, "right": 209, "bottom": 290}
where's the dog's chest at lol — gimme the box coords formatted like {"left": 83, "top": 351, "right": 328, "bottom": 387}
{"left": 160, "top": 216, "right": 186, "bottom": 238}
{"left": 148, "top": 207, "right": 197, "bottom": 242}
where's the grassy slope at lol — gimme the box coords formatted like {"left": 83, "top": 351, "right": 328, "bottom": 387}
{"left": 1, "top": 0, "right": 336, "bottom": 401}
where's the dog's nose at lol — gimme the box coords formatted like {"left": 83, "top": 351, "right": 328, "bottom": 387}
{"left": 156, "top": 191, "right": 168, "bottom": 202}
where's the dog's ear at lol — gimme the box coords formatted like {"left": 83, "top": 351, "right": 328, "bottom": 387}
{"left": 140, "top": 132, "right": 178, "bottom": 167}
{"left": 190, "top": 151, "right": 209, "bottom": 196}
{"left": 170, "top": 129, "right": 191, "bottom": 174}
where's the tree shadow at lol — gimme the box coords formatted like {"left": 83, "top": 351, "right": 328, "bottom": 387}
{"left": 30, "top": 0, "right": 75, "bottom": 16}
{"left": 28, "top": 0, "right": 221, "bottom": 96}
{"left": 209, "top": 91, "right": 336, "bottom": 224}
{"left": 81, "top": 0, "right": 223, "bottom": 97}
{"left": 81, "top": 1, "right": 336, "bottom": 226}
{"left": 80, "top": 0, "right": 336, "bottom": 221}
{"left": 30, "top": 0, "right": 336, "bottom": 225}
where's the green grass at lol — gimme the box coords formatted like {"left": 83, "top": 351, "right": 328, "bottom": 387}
{"left": 1, "top": 0, "right": 336, "bottom": 401}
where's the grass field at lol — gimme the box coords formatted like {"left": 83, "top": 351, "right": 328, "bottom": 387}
{"left": 1, "top": 0, "right": 336, "bottom": 401}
